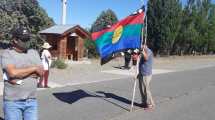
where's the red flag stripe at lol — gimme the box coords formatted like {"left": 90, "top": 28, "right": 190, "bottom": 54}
{"left": 92, "top": 12, "right": 144, "bottom": 41}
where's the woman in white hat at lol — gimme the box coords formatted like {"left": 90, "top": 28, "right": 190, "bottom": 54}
{"left": 38, "top": 42, "right": 52, "bottom": 88}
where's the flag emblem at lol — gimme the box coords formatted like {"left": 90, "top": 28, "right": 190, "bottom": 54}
{"left": 112, "top": 25, "right": 123, "bottom": 44}
{"left": 92, "top": 7, "right": 145, "bottom": 65}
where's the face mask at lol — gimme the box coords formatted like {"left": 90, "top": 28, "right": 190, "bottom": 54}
{"left": 15, "top": 39, "right": 30, "bottom": 52}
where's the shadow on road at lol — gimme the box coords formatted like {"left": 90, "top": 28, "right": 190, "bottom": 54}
{"left": 53, "top": 89, "right": 143, "bottom": 111}
{"left": 53, "top": 89, "right": 102, "bottom": 104}
{"left": 112, "top": 66, "right": 130, "bottom": 70}
{"left": 96, "top": 91, "right": 144, "bottom": 111}
{"left": 113, "top": 66, "right": 123, "bottom": 69}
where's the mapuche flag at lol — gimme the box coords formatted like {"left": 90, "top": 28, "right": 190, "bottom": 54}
{"left": 92, "top": 8, "right": 145, "bottom": 65}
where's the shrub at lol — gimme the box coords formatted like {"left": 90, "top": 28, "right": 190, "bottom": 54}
{"left": 51, "top": 59, "right": 67, "bottom": 69}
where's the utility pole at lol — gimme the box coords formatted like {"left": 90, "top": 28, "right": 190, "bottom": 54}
{"left": 62, "top": 0, "right": 67, "bottom": 25}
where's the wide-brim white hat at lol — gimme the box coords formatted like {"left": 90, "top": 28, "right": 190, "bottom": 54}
{"left": 42, "top": 42, "right": 52, "bottom": 49}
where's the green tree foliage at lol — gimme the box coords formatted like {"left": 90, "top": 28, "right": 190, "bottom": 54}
{"left": 0, "top": 0, "right": 54, "bottom": 49}
{"left": 147, "top": 0, "right": 163, "bottom": 55}
{"left": 83, "top": 28, "right": 98, "bottom": 58}
{"left": 175, "top": 0, "right": 199, "bottom": 55}
{"left": 85, "top": 9, "right": 118, "bottom": 58}
{"left": 207, "top": 4, "right": 215, "bottom": 52}
{"left": 194, "top": 0, "right": 210, "bottom": 53}
{"left": 178, "top": 0, "right": 215, "bottom": 54}
{"left": 147, "top": 0, "right": 215, "bottom": 55}
{"left": 162, "top": 0, "right": 182, "bottom": 55}
{"left": 147, "top": 0, "right": 182, "bottom": 55}
{"left": 91, "top": 9, "right": 118, "bottom": 33}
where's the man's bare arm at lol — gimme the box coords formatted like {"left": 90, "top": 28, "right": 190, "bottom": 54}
{"left": 5, "top": 64, "right": 38, "bottom": 79}
{"left": 142, "top": 49, "right": 149, "bottom": 61}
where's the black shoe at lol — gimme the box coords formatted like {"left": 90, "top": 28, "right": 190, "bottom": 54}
{"left": 140, "top": 102, "right": 148, "bottom": 108}
{"left": 37, "top": 84, "right": 43, "bottom": 88}
{"left": 125, "top": 67, "right": 130, "bottom": 70}
{"left": 44, "top": 86, "right": 51, "bottom": 88}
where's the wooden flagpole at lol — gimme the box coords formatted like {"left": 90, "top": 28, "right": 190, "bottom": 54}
{"left": 144, "top": 14, "right": 147, "bottom": 45}
{"left": 130, "top": 72, "right": 137, "bottom": 112}
{"left": 130, "top": 17, "right": 144, "bottom": 112}
{"left": 130, "top": 0, "right": 147, "bottom": 112}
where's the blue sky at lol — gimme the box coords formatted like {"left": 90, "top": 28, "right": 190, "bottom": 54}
{"left": 38, "top": 0, "right": 214, "bottom": 28}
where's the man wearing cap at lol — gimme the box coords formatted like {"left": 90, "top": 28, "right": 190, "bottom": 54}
{"left": 38, "top": 42, "right": 52, "bottom": 88}
{"left": 136, "top": 44, "right": 155, "bottom": 109}
{"left": 1, "top": 26, "right": 44, "bottom": 120}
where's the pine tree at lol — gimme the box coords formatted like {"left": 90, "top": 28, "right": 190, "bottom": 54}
{"left": 175, "top": 0, "right": 199, "bottom": 55}
{"left": 91, "top": 9, "right": 118, "bottom": 32}
{"left": 161, "top": 0, "right": 182, "bottom": 55}
{"left": 147, "top": 0, "right": 182, "bottom": 55}
{"left": 207, "top": 4, "right": 215, "bottom": 52}
{"left": 147, "top": 0, "right": 163, "bottom": 55}
{"left": 86, "top": 9, "right": 118, "bottom": 58}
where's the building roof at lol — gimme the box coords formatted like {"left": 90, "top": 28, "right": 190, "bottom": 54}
{"left": 39, "top": 24, "right": 76, "bottom": 35}
{"left": 39, "top": 24, "right": 91, "bottom": 39}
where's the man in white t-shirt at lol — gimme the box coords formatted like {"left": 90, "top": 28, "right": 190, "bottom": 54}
{"left": 38, "top": 42, "right": 52, "bottom": 88}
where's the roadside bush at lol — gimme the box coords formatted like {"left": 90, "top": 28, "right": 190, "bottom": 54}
{"left": 51, "top": 59, "right": 67, "bottom": 69}
{"left": 84, "top": 39, "right": 99, "bottom": 58}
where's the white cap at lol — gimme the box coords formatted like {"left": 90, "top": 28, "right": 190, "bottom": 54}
{"left": 134, "top": 49, "right": 139, "bottom": 53}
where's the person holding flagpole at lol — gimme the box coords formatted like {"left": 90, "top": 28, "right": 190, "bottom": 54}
{"left": 137, "top": 0, "right": 155, "bottom": 109}
{"left": 136, "top": 43, "right": 155, "bottom": 109}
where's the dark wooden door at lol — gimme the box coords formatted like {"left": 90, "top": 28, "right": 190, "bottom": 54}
{"left": 67, "top": 36, "right": 78, "bottom": 60}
